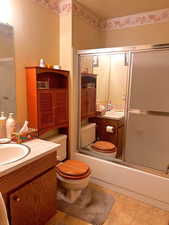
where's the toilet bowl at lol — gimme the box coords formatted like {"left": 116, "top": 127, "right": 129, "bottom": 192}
{"left": 56, "top": 160, "right": 91, "bottom": 203}
{"left": 81, "top": 123, "right": 117, "bottom": 158}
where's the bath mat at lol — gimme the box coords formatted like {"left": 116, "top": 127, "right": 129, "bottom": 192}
{"left": 57, "top": 185, "right": 115, "bottom": 225}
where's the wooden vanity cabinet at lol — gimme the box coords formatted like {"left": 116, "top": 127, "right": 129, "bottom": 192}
{"left": 0, "top": 152, "right": 57, "bottom": 225}
{"left": 26, "top": 67, "right": 69, "bottom": 135}
{"left": 10, "top": 168, "right": 56, "bottom": 225}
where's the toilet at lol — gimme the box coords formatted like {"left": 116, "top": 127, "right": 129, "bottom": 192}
{"left": 46, "top": 134, "right": 91, "bottom": 203}
{"left": 81, "top": 123, "right": 117, "bottom": 158}
{"left": 56, "top": 160, "right": 91, "bottom": 203}
{"left": 45, "top": 134, "right": 91, "bottom": 203}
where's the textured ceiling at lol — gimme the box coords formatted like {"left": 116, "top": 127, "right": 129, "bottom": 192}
{"left": 76, "top": 0, "right": 169, "bottom": 19}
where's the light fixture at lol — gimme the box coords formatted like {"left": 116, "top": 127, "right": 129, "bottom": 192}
{"left": 0, "top": 0, "right": 11, "bottom": 24}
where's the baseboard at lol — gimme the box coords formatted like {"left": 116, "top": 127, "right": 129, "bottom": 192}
{"left": 91, "top": 177, "right": 169, "bottom": 211}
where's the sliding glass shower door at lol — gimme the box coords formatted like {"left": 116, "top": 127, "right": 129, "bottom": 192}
{"left": 125, "top": 49, "right": 169, "bottom": 172}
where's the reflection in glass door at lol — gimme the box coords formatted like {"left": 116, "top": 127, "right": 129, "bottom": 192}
{"left": 79, "top": 53, "right": 128, "bottom": 162}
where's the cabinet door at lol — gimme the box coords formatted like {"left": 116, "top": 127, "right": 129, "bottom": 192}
{"left": 38, "top": 90, "right": 54, "bottom": 130}
{"left": 87, "top": 88, "right": 96, "bottom": 117}
{"left": 81, "top": 88, "right": 87, "bottom": 118}
{"left": 10, "top": 168, "right": 56, "bottom": 225}
{"left": 53, "top": 89, "right": 68, "bottom": 127}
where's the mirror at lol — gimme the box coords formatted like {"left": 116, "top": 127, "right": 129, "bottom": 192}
{"left": 78, "top": 46, "right": 169, "bottom": 177}
{"left": 0, "top": 23, "right": 16, "bottom": 115}
{"left": 79, "top": 52, "right": 128, "bottom": 162}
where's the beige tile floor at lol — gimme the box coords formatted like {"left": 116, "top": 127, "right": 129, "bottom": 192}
{"left": 46, "top": 183, "right": 169, "bottom": 225}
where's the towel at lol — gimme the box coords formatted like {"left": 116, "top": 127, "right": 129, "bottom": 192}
{"left": 0, "top": 193, "right": 9, "bottom": 225}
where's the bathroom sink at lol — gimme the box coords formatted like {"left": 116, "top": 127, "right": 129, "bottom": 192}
{"left": 103, "top": 111, "right": 124, "bottom": 120}
{"left": 0, "top": 144, "right": 30, "bottom": 166}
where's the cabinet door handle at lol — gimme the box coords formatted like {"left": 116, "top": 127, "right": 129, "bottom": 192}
{"left": 13, "top": 196, "right": 21, "bottom": 202}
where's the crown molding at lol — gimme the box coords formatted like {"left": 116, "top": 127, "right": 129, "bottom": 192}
{"left": 33, "top": 1, "right": 169, "bottom": 31}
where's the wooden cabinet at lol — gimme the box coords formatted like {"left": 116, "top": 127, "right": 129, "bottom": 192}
{"left": 9, "top": 168, "right": 56, "bottom": 225}
{"left": 81, "top": 73, "right": 96, "bottom": 119}
{"left": 10, "top": 168, "right": 56, "bottom": 225}
{"left": 81, "top": 88, "right": 87, "bottom": 118}
{"left": 38, "top": 90, "right": 54, "bottom": 130}
{"left": 0, "top": 152, "right": 57, "bottom": 225}
{"left": 53, "top": 89, "right": 68, "bottom": 127}
{"left": 87, "top": 88, "right": 96, "bottom": 117}
{"left": 26, "top": 67, "right": 69, "bottom": 135}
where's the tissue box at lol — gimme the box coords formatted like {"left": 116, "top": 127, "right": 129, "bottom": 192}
{"left": 12, "top": 128, "right": 38, "bottom": 143}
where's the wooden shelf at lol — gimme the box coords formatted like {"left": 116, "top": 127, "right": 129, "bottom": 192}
{"left": 26, "top": 66, "right": 69, "bottom": 76}
{"left": 81, "top": 73, "right": 97, "bottom": 78}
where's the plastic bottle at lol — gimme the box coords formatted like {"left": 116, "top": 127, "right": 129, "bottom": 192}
{"left": 6, "top": 113, "right": 16, "bottom": 138}
{"left": 0, "top": 112, "right": 7, "bottom": 138}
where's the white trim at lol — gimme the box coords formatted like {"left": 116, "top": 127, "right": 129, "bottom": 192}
{"left": 74, "top": 152, "right": 169, "bottom": 211}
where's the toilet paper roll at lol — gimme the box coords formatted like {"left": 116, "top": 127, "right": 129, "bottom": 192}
{"left": 106, "top": 126, "right": 114, "bottom": 133}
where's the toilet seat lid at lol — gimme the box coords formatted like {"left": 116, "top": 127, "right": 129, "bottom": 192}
{"left": 91, "top": 141, "right": 116, "bottom": 152}
{"left": 57, "top": 168, "right": 91, "bottom": 180}
{"left": 57, "top": 160, "right": 89, "bottom": 177}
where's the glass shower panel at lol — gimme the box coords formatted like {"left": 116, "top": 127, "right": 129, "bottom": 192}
{"left": 129, "top": 50, "right": 169, "bottom": 112}
{"left": 125, "top": 49, "right": 169, "bottom": 171}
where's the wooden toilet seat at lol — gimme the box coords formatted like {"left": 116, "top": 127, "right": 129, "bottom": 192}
{"left": 91, "top": 141, "right": 117, "bottom": 153}
{"left": 56, "top": 160, "right": 91, "bottom": 180}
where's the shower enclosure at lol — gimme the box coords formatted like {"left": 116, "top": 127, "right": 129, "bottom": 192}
{"left": 77, "top": 44, "right": 169, "bottom": 176}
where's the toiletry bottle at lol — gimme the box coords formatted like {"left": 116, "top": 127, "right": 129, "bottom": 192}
{"left": 0, "top": 112, "right": 7, "bottom": 138}
{"left": 6, "top": 113, "right": 16, "bottom": 138}
{"left": 39, "top": 58, "right": 45, "bottom": 67}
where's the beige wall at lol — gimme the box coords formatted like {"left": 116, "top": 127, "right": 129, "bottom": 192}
{"left": 72, "top": 15, "right": 103, "bottom": 50}
{"left": 72, "top": 15, "right": 169, "bottom": 49}
{"left": 103, "top": 22, "right": 169, "bottom": 47}
{"left": 0, "top": 29, "right": 14, "bottom": 59}
{"left": 9, "top": 0, "right": 60, "bottom": 123}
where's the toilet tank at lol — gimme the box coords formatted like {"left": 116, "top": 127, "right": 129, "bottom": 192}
{"left": 81, "top": 123, "right": 96, "bottom": 148}
{"left": 46, "top": 134, "right": 67, "bottom": 161}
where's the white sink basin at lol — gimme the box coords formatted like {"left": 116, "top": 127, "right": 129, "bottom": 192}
{"left": 0, "top": 144, "right": 30, "bottom": 166}
{"left": 103, "top": 111, "right": 124, "bottom": 120}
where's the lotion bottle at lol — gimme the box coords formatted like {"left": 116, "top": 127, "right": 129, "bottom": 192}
{"left": 6, "top": 113, "right": 16, "bottom": 138}
{"left": 0, "top": 112, "right": 7, "bottom": 138}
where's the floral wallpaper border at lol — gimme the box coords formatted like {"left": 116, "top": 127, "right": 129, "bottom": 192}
{"left": 100, "top": 8, "right": 169, "bottom": 31}
{"left": 33, "top": 0, "right": 169, "bottom": 31}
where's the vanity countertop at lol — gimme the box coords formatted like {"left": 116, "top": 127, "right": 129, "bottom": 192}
{"left": 0, "top": 139, "right": 60, "bottom": 178}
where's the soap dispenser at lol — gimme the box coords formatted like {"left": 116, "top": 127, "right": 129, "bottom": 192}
{"left": 6, "top": 113, "right": 16, "bottom": 138}
{"left": 0, "top": 112, "right": 7, "bottom": 138}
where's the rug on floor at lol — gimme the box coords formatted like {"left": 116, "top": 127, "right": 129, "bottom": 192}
{"left": 57, "top": 186, "right": 115, "bottom": 225}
